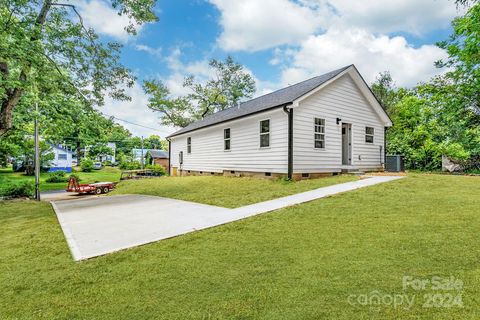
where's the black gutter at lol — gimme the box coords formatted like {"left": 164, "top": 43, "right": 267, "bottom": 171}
{"left": 168, "top": 139, "right": 171, "bottom": 175}
{"left": 283, "top": 104, "right": 293, "bottom": 180}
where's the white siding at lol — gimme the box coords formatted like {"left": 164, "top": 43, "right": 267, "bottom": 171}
{"left": 170, "top": 108, "right": 288, "bottom": 174}
{"left": 293, "top": 74, "right": 385, "bottom": 172}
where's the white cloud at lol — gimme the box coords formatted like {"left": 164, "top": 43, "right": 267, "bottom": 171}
{"left": 74, "top": 0, "right": 142, "bottom": 41}
{"left": 99, "top": 82, "right": 175, "bottom": 138}
{"left": 135, "top": 44, "right": 162, "bottom": 58}
{"left": 318, "top": 0, "right": 459, "bottom": 35}
{"left": 208, "top": 0, "right": 332, "bottom": 51}
{"left": 279, "top": 28, "right": 448, "bottom": 87}
{"left": 210, "top": 0, "right": 460, "bottom": 52}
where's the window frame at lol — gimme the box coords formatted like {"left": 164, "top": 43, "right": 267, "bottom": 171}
{"left": 224, "top": 128, "right": 231, "bottom": 151}
{"left": 58, "top": 153, "right": 67, "bottom": 160}
{"left": 314, "top": 117, "right": 326, "bottom": 149}
{"left": 187, "top": 137, "right": 192, "bottom": 153}
{"left": 365, "top": 127, "right": 374, "bottom": 144}
{"left": 259, "top": 119, "right": 270, "bottom": 148}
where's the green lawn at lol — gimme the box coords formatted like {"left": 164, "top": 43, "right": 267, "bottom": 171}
{"left": 112, "top": 174, "right": 358, "bottom": 208}
{"left": 1, "top": 174, "right": 479, "bottom": 319}
{"left": 0, "top": 166, "right": 121, "bottom": 192}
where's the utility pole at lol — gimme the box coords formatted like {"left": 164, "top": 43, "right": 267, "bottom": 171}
{"left": 34, "top": 102, "right": 40, "bottom": 201}
{"left": 141, "top": 136, "right": 145, "bottom": 169}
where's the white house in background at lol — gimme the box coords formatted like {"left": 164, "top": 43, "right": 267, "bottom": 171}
{"left": 167, "top": 65, "right": 392, "bottom": 180}
{"left": 98, "top": 142, "right": 116, "bottom": 163}
{"left": 48, "top": 144, "right": 75, "bottom": 173}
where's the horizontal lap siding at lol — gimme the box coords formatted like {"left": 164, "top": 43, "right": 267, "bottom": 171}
{"left": 293, "top": 74, "right": 385, "bottom": 172}
{"left": 170, "top": 108, "right": 288, "bottom": 173}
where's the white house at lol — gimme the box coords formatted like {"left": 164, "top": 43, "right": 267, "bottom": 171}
{"left": 48, "top": 143, "right": 75, "bottom": 173}
{"left": 167, "top": 65, "right": 392, "bottom": 180}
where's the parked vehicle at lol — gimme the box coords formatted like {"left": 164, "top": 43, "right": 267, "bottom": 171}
{"left": 93, "top": 162, "right": 102, "bottom": 170}
{"left": 66, "top": 176, "right": 116, "bottom": 195}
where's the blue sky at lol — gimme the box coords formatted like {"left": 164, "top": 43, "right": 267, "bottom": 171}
{"left": 74, "top": 0, "right": 463, "bottom": 137}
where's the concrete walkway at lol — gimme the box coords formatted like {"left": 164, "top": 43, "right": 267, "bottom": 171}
{"left": 52, "top": 175, "right": 404, "bottom": 261}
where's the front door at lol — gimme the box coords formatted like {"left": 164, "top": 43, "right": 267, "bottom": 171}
{"left": 342, "top": 123, "right": 352, "bottom": 165}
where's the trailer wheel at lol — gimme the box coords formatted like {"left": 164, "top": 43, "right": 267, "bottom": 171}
{"left": 95, "top": 188, "right": 102, "bottom": 195}
{"left": 103, "top": 187, "right": 109, "bottom": 194}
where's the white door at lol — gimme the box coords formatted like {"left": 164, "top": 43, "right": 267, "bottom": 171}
{"left": 342, "top": 123, "right": 352, "bottom": 165}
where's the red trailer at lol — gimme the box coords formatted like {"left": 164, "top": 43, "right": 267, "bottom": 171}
{"left": 66, "top": 177, "right": 116, "bottom": 195}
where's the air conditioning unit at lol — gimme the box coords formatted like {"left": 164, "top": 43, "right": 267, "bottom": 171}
{"left": 386, "top": 155, "right": 405, "bottom": 172}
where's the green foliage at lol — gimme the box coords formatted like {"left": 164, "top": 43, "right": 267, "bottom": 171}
{"left": 144, "top": 56, "right": 256, "bottom": 127}
{"left": 0, "top": 1, "right": 157, "bottom": 134}
{"left": 374, "top": 2, "right": 480, "bottom": 171}
{"left": 80, "top": 158, "right": 94, "bottom": 172}
{"left": 145, "top": 164, "right": 166, "bottom": 175}
{"left": 0, "top": 180, "right": 34, "bottom": 198}
{"left": 45, "top": 170, "right": 67, "bottom": 183}
{"left": 119, "top": 161, "right": 141, "bottom": 170}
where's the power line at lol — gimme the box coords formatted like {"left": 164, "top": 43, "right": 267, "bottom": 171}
{"left": 100, "top": 112, "right": 173, "bottom": 134}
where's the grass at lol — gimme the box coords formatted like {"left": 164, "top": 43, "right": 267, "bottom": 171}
{"left": 1, "top": 174, "right": 479, "bottom": 319}
{"left": 112, "top": 174, "right": 358, "bottom": 208}
{"left": 0, "top": 166, "right": 121, "bottom": 192}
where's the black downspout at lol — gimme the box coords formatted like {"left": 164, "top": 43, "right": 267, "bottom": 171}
{"left": 283, "top": 104, "right": 293, "bottom": 180}
{"left": 168, "top": 139, "right": 171, "bottom": 175}
{"left": 384, "top": 127, "right": 388, "bottom": 164}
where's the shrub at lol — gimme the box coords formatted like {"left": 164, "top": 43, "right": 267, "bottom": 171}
{"left": 46, "top": 170, "right": 68, "bottom": 183}
{"left": 145, "top": 164, "right": 166, "bottom": 175}
{"left": 119, "top": 161, "right": 141, "bottom": 170}
{"left": 81, "top": 158, "right": 94, "bottom": 172}
{"left": 0, "top": 181, "right": 34, "bottom": 198}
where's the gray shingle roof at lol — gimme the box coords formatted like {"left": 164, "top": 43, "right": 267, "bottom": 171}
{"left": 167, "top": 65, "right": 352, "bottom": 138}
{"left": 148, "top": 150, "right": 169, "bottom": 158}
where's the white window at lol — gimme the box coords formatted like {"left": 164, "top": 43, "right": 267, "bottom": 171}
{"left": 260, "top": 120, "right": 270, "bottom": 148}
{"left": 365, "top": 127, "right": 374, "bottom": 143}
{"left": 314, "top": 118, "right": 325, "bottom": 149}
{"left": 224, "top": 128, "right": 231, "bottom": 150}
{"left": 58, "top": 153, "right": 67, "bottom": 160}
{"left": 187, "top": 137, "right": 191, "bottom": 153}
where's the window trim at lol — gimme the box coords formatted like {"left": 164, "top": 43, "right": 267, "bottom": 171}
{"left": 224, "top": 128, "right": 231, "bottom": 151}
{"left": 314, "top": 117, "right": 326, "bottom": 149}
{"left": 259, "top": 119, "right": 270, "bottom": 148}
{"left": 187, "top": 137, "right": 191, "bottom": 153}
{"left": 58, "top": 153, "right": 67, "bottom": 160}
{"left": 365, "top": 126, "right": 374, "bottom": 144}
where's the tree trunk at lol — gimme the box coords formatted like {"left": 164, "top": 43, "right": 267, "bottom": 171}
{"left": 0, "top": 0, "right": 52, "bottom": 135}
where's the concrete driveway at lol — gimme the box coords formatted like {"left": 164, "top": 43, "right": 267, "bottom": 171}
{"left": 52, "top": 176, "right": 404, "bottom": 261}
{"left": 53, "top": 195, "right": 229, "bottom": 260}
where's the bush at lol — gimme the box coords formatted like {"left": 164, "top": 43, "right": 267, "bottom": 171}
{"left": 119, "top": 161, "right": 141, "bottom": 170}
{"left": 0, "top": 181, "right": 34, "bottom": 198}
{"left": 45, "top": 170, "right": 68, "bottom": 183}
{"left": 81, "top": 158, "right": 94, "bottom": 172}
{"left": 145, "top": 164, "right": 166, "bottom": 175}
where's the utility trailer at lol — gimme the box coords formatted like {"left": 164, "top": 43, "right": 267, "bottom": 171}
{"left": 66, "top": 176, "right": 116, "bottom": 195}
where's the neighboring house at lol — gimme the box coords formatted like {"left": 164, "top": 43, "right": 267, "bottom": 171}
{"left": 132, "top": 148, "right": 150, "bottom": 163}
{"left": 167, "top": 65, "right": 392, "bottom": 180}
{"left": 146, "top": 150, "right": 169, "bottom": 170}
{"left": 48, "top": 143, "right": 75, "bottom": 173}
{"left": 98, "top": 142, "right": 116, "bottom": 163}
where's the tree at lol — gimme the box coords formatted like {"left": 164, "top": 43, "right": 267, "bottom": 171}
{"left": 144, "top": 56, "right": 256, "bottom": 127}
{"left": 0, "top": 0, "right": 157, "bottom": 135}
{"left": 87, "top": 144, "right": 113, "bottom": 160}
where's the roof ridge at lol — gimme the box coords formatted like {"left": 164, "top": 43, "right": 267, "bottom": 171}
{"left": 168, "top": 65, "right": 353, "bottom": 138}
{"left": 202, "top": 65, "right": 351, "bottom": 121}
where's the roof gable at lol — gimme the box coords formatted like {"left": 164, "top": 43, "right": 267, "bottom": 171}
{"left": 292, "top": 65, "right": 392, "bottom": 126}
